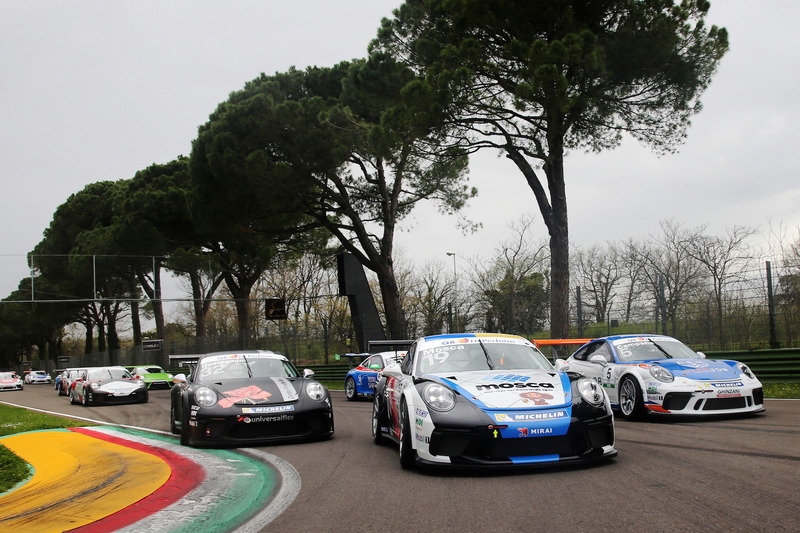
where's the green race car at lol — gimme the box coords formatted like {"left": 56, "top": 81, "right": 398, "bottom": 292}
{"left": 126, "top": 365, "right": 174, "bottom": 390}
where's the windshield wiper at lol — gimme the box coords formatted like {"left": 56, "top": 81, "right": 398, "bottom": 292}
{"left": 476, "top": 340, "right": 495, "bottom": 370}
{"left": 242, "top": 355, "right": 253, "bottom": 378}
{"left": 646, "top": 338, "right": 673, "bottom": 358}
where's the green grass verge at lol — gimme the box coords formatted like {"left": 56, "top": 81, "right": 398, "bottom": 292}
{"left": 763, "top": 382, "right": 800, "bottom": 399}
{"left": 0, "top": 403, "right": 91, "bottom": 493}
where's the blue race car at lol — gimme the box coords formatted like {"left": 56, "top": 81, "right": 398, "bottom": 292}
{"left": 344, "top": 350, "right": 407, "bottom": 401}
{"left": 371, "top": 333, "right": 617, "bottom": 469}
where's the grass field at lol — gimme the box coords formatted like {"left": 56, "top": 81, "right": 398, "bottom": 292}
{"left": 1, "top": 382, "right": 798, "bottom": 494}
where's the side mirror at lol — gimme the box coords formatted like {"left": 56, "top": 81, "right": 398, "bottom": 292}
{"left": 696, "top": 351, "right": 706, "bottom": 359}
{"left": 589, "top": 354, "right": 608, "bottom": 365}
{"left": 554, "top": 359, "right": 569, "bottom": 372}
{"left": 303, "top": 368, "right": 316, "bottom": 379}
{"left": 172, "top": 373, "right": 187, "bottom": 384}
{"left": 382, "top": 364, "right": 403, "bottom": 378}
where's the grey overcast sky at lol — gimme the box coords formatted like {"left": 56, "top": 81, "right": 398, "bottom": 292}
{"left": 2, "top": 0, "right": 799, "bottom": 302}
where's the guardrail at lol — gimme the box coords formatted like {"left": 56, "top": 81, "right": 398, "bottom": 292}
{"left": 705, "top": 348, "right": 800, "bottom": 383}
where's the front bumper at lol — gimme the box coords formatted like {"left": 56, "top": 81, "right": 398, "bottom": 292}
{"left": 644, "top": 383, "right": 764, "bottom": 416}
{"left": 87, "top": 388, "right": 148, "bottom": 405}
{"left": 421, "top": 413, "right": 617, "bottom": 468}
{"left": 186, "top": 402, "right": 334, "bottom": 446}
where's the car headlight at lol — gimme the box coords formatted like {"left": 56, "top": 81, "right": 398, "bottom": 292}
{"left": 194, "top": 386, "right": 217, "bottom": 407}
{"left": 422, "top": 383, "right": 456, "bottom": 411}
{"left": 650, "top": 365, "right": 674, "bottom": 383}
{"left": 137, "top": 380, "right": 146, "bottom": 387}
{"left": 737, "top": 363, "right": 755, "bottom": 379}
{"left": 577, "top": 378, "right": 605, "bottom": 406}
{"left": 305, "top": 381, "right": 326, "bottom": 401}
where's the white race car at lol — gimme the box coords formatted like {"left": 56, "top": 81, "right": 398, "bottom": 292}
{"left": 554, "top": 334, "right": 765, "bottom": 419}
{"left": 371, "top": 333, "right": 617, "bottom": 469}
{"left": 25, "top": 370, "right": 52, "bottom": 384}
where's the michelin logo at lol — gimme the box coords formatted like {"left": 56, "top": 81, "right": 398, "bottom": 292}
{"left": 495, "top": 410, "right": 567, "bottom": 422}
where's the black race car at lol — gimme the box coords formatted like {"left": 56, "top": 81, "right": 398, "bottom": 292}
{"left": 170, "top": 350, "right": 334, "bottom": 447}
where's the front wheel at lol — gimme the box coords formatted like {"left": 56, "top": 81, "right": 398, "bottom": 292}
{"left": 170, "top": 403, "right": 180, "bottom": 434}
{"left": 69, "top": 390, "right": 77, "bottom": 405}
{"left": 180, "top": 404, "right": 191, "bottom": 446}
{"left": 398, "top": 399, "right": 416, "bottom": 469}
{"left": 81, "top": 389, "right": 89, "bottom": 406}
{"left": 618, "top": 376, "right": 645, "bottom": 420}
{"left": 345, "top": 377, "right": 357, "bottom": 401}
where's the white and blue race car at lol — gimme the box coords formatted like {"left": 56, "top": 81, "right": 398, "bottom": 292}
{"left": 344, "top": 350, "right": 407, "bottom": 401}
{"left": 371, "top": 333, "right": 617, "bottom": 469}
{"left": 554, "top": 334, "right": 765, "bottom": 419}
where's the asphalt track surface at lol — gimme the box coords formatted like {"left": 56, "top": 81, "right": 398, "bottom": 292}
{"left": 2, "top": 385, "right": 799, "bottom": 533}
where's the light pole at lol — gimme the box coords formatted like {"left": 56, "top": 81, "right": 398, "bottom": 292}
{"left": 446, "top": 252, "right": 457, "bottom": 332}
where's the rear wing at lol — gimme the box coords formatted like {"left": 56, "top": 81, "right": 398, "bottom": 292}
{"left": 531, "top": 339, "right": 593, "bottom": 364}
{"left": 168, "top": 354, "right": 203, "bottom": 375}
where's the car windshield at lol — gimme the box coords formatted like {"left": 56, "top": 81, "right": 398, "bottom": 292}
{"left": 33, "top": 371, "right": 47, "bottom": 376}
{"left": 143, "top": 367, "right": 164, "bottom": 374}
{"left": 87, "top": 368, "right": 132, "bottom": 381}
{"left": 0, "top": 372, "right": 15, "bottom": 379}
{"left": 417, "top": 341, "right": 554, "bottom": 374}
{"left": 195, "top": 353, "right": 298, "bottom": 383}
{"left": 612, "top": 337, "right": 701, "bottom": 362}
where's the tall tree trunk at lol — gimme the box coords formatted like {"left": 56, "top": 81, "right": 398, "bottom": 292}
{"left": 505, "top": 144, "right": 571, "bottom": 338}
{"left": 137, "top": 263, "right": 165, "bottom": 341}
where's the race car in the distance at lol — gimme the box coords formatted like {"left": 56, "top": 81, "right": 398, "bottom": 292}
{"left": 25, "top": 370, "right": 51, "bottom": 384}
{"left": 554, "top": 334, "right": 765, "bottom": 419}
{"left": 70, "top": 366, "right": 149, "bottom": 406}
{"left": 126, "top": 365, "right": 174, "bottom": 390}
{"left": 372, "top": 333, "right": 617, "bottom": 469}
{"left": 0, "top": 372, "right": 24, "bottom": 391}
{"left": 170, "top": 350, "right": 334, "bottom": 447}
{"left": 344, "top": 350, "right": 406, "bottom": 401}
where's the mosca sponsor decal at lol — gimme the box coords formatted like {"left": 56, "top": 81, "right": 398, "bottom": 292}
{"left": 476, "top": 382, "right": 555, "bottom": 391}
{"left": 241, "top": 405, "right": 295, "bottom": 414}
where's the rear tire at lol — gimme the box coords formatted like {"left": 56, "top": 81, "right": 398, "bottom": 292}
{"left": 345, "top": 377, "right": 357, "bottom": 401}
{"left": 372, "top": 396, "right": 385, "bottom": 444}
{"left": 69, "top": 390, "right": 77, "bottom": 405}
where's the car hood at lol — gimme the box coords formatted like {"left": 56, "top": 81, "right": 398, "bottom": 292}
{"left": 425, "top": 370, "right": 572, "bottom": 409}
{"left": 644, "top": 359, "right": 742, "bottom": 380}
{"left": 93, "top": 379, "right": 143, "bottom": 393}
{"left": 201, "top": 377, "right": 302, "bottom": 408}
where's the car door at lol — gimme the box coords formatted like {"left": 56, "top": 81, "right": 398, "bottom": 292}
{"left": 566, "top": 341, "right": 611, "bottom": 382}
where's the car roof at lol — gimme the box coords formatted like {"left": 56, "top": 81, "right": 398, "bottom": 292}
{"left": 199, "top": 350, "right": 288, "bottom": 361}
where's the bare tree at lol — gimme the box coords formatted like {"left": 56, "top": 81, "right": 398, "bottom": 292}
{"left": 685, "top": 225, "right": 758, "bottom": 348}
{"left": 643, "top": 220, "right": 705, "bottom": 334}
{"left": 573, "top": 243, "right": 621, "bottom": 324}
